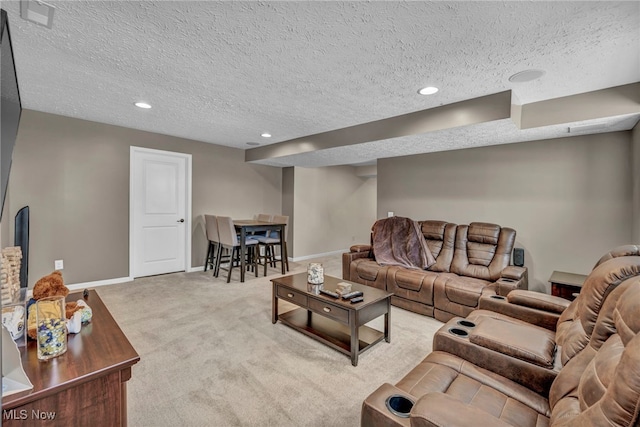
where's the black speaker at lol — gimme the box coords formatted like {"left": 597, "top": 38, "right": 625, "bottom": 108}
{"left": 14, "top": 206, "right": 29, "bottom": 288}
{"left": 513, "top": 248, "right": 525, "bottom": 267}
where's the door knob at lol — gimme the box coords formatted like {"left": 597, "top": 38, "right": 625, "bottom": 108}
{"left": 177, "top": 219, "right": 185, "bottom": 223}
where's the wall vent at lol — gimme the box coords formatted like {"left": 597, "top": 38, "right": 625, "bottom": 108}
{"left": 20, "top": 0, "right": 55, "bottom": 29}
{"left": 567, "top": 122, "right": 610, "bottom": 134}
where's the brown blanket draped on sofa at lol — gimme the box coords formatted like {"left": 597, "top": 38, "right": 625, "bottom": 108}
{"left": 372, "top": 216, "right": 435, "bottom": 270}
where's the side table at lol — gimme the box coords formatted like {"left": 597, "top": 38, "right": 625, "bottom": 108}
{"left": 549, "top": 271, "right": 587, "bottom": 301}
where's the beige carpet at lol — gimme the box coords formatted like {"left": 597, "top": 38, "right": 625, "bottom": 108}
{"left": 97, "top": 255, "right": 443, "bottom": 427}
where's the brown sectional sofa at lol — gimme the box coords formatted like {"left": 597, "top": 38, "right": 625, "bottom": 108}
{"left": 361, "top": 251, "right": 640, "bottom": 426}
{"left": 343, "top": 220, "right": 528, "bottom": 321}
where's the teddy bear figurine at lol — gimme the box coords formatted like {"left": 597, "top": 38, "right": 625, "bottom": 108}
{"left": 26, "top": 271, "right": 91, "bottom": 339}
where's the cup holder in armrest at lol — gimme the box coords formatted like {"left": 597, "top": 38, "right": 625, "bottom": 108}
{"left": 457, "top": 320, "right": 476, "bottom": 328}
{"left": 385, "top": 394, "right": 415, "bottom": 418}
{"left": 490, "top": 295, "right": 507, "bottom": 300}
{"left": 501, "top": 278, "right": 516, "bottom": 283}
{"left": 448, "top": 327, "right": 469, "bottom": 337}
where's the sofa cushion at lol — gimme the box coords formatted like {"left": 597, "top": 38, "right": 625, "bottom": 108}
{"left": 387, "top": 266, "right": 439, "bottom": 306}
{"left": 451, "top": 223, "right": 515, "bottom": 282}
{"left": 348, "top": 258, "right": 389, "bottom": 291}
{"left": 354, "top": 259, "right": 384, "bottom": 282}
{"left": 469, "top": 317, "right": 556, "bottom": 368}
{"left": 421, "top": 220, "right": 457, "bottom": 273}
{"left": 389, "top": 268, "right": 436, "bottom": 292}
{"left": 465, "top": 223, "right": 501, "bottom": 268}
{"left": 441, "top": 275, "right": 490, "bottom": 307}
{"left": 468, "top": 222, "right": 501, "bottom": 245}
{"left": 396, "top": 352, "right": 551, "bottom": 422}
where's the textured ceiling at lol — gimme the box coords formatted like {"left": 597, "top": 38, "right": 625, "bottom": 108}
{"left": 3, "top": 1, "right": 640, "bottom": 166}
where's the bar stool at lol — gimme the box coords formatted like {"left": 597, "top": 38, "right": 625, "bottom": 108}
{"left": 204, "top": 215, "right": 218, "bottom": 273}
{"left": 216, "top": 216, "right": 259, "bottom": 283}
{"left": 252, "top": 213, "right": 273, "bottom": 239}
{"left": 255, "top": 214, "right": 289, "bottom": 275}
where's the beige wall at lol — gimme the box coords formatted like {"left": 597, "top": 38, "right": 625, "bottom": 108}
{"left": 281, "top": 167, "right": 295, "bottom": 255}
{"left": 7, "top": 110, "right": 282, "bottom": 286}
{"left": 633, "top": 122, "right": 640, "bottom": 244}
{"left": 292, "top": 166, "right": 376, "bottom": 259}
{"left": 378, "top": 132, "right": 633, "bottom": 292}
{"left": 1, "top": 186, "right": 10, "bottom": 248}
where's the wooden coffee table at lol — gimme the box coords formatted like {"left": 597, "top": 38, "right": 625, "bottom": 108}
{"left": 271, "top": 273, "right": 392, "bottom": 366}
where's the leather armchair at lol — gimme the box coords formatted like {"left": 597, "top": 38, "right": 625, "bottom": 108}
{"left": 431, "top": 253, "right": 640, "bottom": 395}
{"left": 362, "top": 282, "right": 640, "bottom": 427}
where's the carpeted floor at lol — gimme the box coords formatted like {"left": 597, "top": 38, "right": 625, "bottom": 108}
{"left": 97, "top": 255, "right": 443, "bottom": 427}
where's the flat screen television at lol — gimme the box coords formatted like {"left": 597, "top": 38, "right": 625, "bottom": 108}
{"left": 1, "top": 8, "right": 22, "bottom": 221}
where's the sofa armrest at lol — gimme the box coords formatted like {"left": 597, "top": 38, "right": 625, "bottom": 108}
{"left": 410, "top": 394, "right": 513, "bottom": 427}
{"left": 507, "top": 290, "right": 570, "bottom": 314}
{"left": 478, "top": 290, "right": 566, "bottom": 331}
{"left": 501, "top": 265, "right": 527, "bottom": 280}
{"left": 350, "top": 244, "right": 372, "bottom": 253}
{"left": 495, "top": 266, "right": 528, "bottom": 295}
{"left": 342, "top": 248, "right": 373, "bottom": 281}
{"left": 361, "top": 383, "right": 412, "bottom": 427}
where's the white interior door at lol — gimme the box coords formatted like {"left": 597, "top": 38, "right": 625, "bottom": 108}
{"left": 131, "top": 147, "right": 191, "bottom": 278}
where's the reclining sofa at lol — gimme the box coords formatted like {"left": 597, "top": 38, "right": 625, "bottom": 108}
{"left": 343, "top": 220, "right": 528, "bottom": 322}
{"left": 361, "top": 250, "right": 640, "bottom": 426}
{"left": 433, "top": 250, "right": 640, "bottom": 395}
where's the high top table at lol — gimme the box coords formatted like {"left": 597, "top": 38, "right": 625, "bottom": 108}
{"left": 234, "top": 219, "right": 286, "bottom": 282}
{"left": 2, "top": 290, "right": 140, "bottom": 426}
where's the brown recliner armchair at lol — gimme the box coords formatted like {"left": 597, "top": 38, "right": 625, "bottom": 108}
{"left": 432, "top": 253, "right": 640, "bottom": 394}
{"left": 432, "top": 222, "right": 523, "bottom": 322}
{"left": 361, "top": 279, "right": 640, "bottom": 427}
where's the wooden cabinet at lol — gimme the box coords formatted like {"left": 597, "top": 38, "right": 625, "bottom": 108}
{"left": 2, "top": 290, "right": 140, "bottom": 426}
{"left": 549, "top": 271, "right": 587, "bottom": 301}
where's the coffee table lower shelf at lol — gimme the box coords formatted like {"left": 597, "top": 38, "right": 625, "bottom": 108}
{"left": 278, "top": 308, "right": 385, "bottom": 360}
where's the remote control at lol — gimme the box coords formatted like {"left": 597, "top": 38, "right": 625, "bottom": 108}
{"left": 320, "top": 289, "right": 339, "bottom": 298}
{"left": 350, "top": 296, "right": 364, "bottom": 304}
{"left": 341, "top": 291, "right": 363, "bottom": 300}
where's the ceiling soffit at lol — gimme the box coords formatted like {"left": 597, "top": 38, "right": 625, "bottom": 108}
{"left": 246, "top": 83, "right": 640, "bottom": 167}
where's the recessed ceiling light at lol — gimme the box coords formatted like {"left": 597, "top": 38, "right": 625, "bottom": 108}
{"left": 418, "top": 86, "right": 439, "bottom": 95}
{"left": 246, "top": 142, "right": 260, "bottom": 146}
{"left": 134, "top": 102, "right": 152, "bottom": 109}
{"left": 261, "top": 133, "right": 272, "bottom": 138}
{"left": 508, "top": 69, "right": 545, "bottom": 83}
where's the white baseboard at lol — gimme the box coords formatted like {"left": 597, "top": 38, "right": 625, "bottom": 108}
{"left": 62, "top": 251, "right": 343, "bottom": 291}
{"left": 291, "top": 249, "right": 347, "bottom": 262}
{"left": 67, "top": 276, "right": 132, "bottom": 292}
